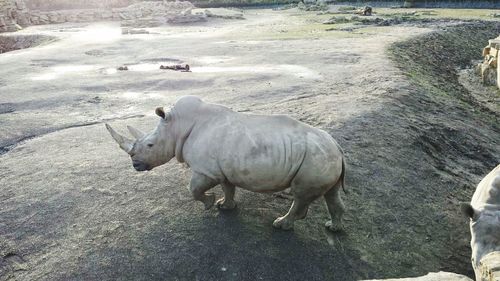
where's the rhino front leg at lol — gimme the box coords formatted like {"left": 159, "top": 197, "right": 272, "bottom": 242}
{"left": 189, "top": 172, "right": 218, "bottom": 210}
{"left": 216, "top": 182, "right": 237, "bottom": 210}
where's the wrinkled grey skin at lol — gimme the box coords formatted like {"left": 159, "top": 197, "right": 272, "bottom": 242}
{"left": 461, "top": 164, "right": 500, "bottom": 280}
{"left": 106, "top": 96, "right": 346, "bottom": 231}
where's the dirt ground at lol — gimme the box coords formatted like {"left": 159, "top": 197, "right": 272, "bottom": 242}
{"left": 0, "top": 8, "right": 498, "bottom": 281}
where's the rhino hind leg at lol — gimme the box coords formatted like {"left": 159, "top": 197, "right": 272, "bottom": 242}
{"left": 216, "top": 182, "right": 237, "bottom": 210}
{"left": 324, "top": 185, "right": 345, "bottom": 232}
{"left": 273, "top": 196, "right": 315, "bottom": 230}
{"left": 189, "top": 172, "right": 218, "bottom": 210}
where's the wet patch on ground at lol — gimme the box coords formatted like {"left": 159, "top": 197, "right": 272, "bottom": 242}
{"left": 140, "top": 57, "right": 183, "bottom": 63}
{"left": 413, "top": 125, "right": 498, "bottom": 177}
{"left": 0, "top": 114, "right": 144, "bottom": 156}
{"left": 457, "top": 67, "right": 500, "bottom": 113}
{"left": 0, "top": 103, "right": 15, "bottom": 114}
{"left": 29, "top": 58, "right": 72, "bottom": 67}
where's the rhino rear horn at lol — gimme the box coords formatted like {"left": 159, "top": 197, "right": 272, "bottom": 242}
{"left": 127, "top": 125, "right": 145, "bottom": 140}
{"left": 105, "top": 123, "right": 134, "bottom": 153}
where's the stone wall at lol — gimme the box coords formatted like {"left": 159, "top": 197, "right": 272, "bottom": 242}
{"left": 0, "top": 0, "right": 205, "bottom": 32}
{"left": 479, "top": 36, "right": 500, "bottom": 89}
{"left": 362, "top": 271, "right": 473, "bottom": 281}
{"left": 478, "top": 251, "right": 500, "bottom": 281}
{"left": 26, "top": 1, "right": 200, "bottom": 27}
{"left": 0, "top": 0, "right": 31, "bottom": 32}
{"left": 24, "top": 0, "right": 133, "bottom": 11}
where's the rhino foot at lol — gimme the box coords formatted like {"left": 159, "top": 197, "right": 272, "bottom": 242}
{"left": 325, "top": 220, "right": 344, "bottom": 232}
{"left": 203, "top": 193, "right": 215, "bottom": 210}
{"left": 272, "top": 216, "right": 294, "bottom": 230}
{"left": 216, "top": 198, "right": 237, "bottom": 210}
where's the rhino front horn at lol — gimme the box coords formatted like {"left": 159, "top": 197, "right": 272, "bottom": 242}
{"left": 127, "top": 125, "right": 145, "bottom": 140}
{"left": 105, "top": 123, "right": 134, "bottom": 153}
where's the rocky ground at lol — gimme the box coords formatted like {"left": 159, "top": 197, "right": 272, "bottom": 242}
{"left": 0, "top": 8, "right": 498, "bottom": 281}
{"left": 0, "top": 33, "right": 55, "bottom": 54}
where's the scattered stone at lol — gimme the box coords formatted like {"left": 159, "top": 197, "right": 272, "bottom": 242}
{"left": 121, "top": 28, "right": 149, "bottom": 35}
{"left": 322, "top": 16, "right": 350, "bottom": 24}
{"left": 160, "top": 64, "right": 190, "bottom": 72}
{"left": 355, "top": 6, "right": 372, "bottom": 16}
{"left": 194, "top": 8, "right": 244, "bottom": 20}
{"left": 117, "top": 66, "right": 128, "bottom": 71}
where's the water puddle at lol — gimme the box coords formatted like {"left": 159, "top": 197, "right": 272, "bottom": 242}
{"left": 195, "top": 56, "right": 234, "bottom": 64}
{"left": 120, "top": 92, "right": 164, "bottom": 100}
{"left": 73, "top": 25, "right": 122, "bottom": 43}
{"left": 111, "top": 61, "right": 184, "bottom": 73}
{"left": 31, "top": 65, "right": 97, "bottom": 81}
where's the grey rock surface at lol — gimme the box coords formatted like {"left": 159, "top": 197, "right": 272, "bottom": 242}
{"left": 0, "top": 9, "right": 498, "bottom": 281}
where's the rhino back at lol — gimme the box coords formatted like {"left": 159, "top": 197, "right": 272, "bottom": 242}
{"left": 183, "top": 113, "right": 339, "bottom": 192}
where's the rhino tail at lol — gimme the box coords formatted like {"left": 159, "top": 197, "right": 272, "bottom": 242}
{"left": 340, "top": 156, "right": 347, "bottom": 194}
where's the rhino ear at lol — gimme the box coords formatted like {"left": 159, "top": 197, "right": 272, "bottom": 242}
{"left": 155, "top": 107, "right": 166, "bottom": 119}
{"left": 460, "top": 202, "right": 480, "bottom": 221}
{"left": 155, "top": 107, "right": 171, "bottom": 121}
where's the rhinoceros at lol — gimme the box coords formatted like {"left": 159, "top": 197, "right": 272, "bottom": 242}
{"left": 461, "top": 164, "right": 500, "bottom": 280}
{"left": 105, "top": 96, "right": 346, "bottom": 231}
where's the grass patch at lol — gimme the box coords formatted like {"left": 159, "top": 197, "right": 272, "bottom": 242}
{"left": 192, "top": 0, "right": 297, "bottom": 8}
{"left": 377, "top": 8, "right": 500, "bottom": 20}
{"left": 239, "top": 12, "right": 363, "bottom": 40}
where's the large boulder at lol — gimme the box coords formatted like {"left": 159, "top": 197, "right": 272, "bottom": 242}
{"left": 478, "top": 251, "right": 500, "bottom": 281}
{"left": 362, "top": 272, "right": 473, "bottom": 281}
{"left": 192, "top": 8, "right": 244, "bottom": 20}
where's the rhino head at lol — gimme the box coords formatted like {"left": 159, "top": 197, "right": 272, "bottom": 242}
{"left": 461, "top": 203, "right": 500, "bottom": 272}
{"left": 105, "top": 107, "right": 175, "bottom": 171}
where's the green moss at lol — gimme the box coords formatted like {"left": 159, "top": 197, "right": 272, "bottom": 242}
{"left": 377, "top": 8, "right": 499, "bottom": 20}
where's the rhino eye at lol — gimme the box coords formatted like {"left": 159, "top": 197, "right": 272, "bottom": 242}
{"left": 147, "top": 144, "right": 153, "bottom": 148}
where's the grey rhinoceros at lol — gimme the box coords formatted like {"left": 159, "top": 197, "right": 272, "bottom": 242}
{"left": 106, "top": 96, "right": 347, "bottom": 231}
{"left": 461, "top": 164, "right": 500, "bottom": 280}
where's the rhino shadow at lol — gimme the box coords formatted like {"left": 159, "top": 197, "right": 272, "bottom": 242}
{"left": 62, "top": 197, "right": 373, "bottom": 281}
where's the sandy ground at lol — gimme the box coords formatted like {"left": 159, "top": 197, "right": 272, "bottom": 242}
{"left": 0, "top": 8, "right": 498, "bottom": 281}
